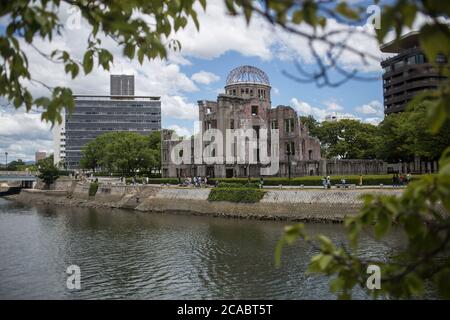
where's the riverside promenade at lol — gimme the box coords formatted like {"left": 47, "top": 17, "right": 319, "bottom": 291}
{"left": 4, "top": 178, "right": 405, "bottom": 223}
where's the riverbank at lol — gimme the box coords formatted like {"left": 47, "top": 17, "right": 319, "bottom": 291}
{"left": 4, "top": 180, "right": 404, "bottom": 223}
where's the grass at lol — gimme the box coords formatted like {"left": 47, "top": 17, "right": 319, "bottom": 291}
{"left": 88, "top": 182, "right": 99, "bottom": 196}
{"left": 208, "top": 183, "right": 265, "bottom": 203}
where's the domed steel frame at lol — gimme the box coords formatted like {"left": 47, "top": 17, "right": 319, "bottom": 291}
{"left": 226, "top": 65, "right": 270, "bottom": 86}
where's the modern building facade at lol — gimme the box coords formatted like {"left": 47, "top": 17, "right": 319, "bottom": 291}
{"left": 162, "top": 65, "right": 322, "bottom": 178}
{"left": 53, "top": 118, "right": 65, "bottom": 166}
{"left": 110, "top": 74, "right": 135, "bottom": 96}
{"left": 380, "top": 31, "right": 447, "bottom": 114}
{"left": 324, "top": 112, "right": 359, "bottom": 122}
{"left": 58, "top": 75, "right": 161, "bottom": 169}
{"left": 35, "top": 151, "right": 46, "bottom": 163}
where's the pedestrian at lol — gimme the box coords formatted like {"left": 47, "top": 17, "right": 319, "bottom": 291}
{"left": 326, "top": 176, "right": 331, "bottom": 189}
{"left": 392, "top": 173, "right": 398, "bottom": 188}
{"left": 359, "top": 175, "right": 363, "bottom": 186}
{"left": 260, "top": 177, "right": 264, "bottom": 189}
{"left": 322, "top": 176, "right": 327, "bottom": 189}
{"left": 406, "top": 173, "right": 411, "bottom": 185}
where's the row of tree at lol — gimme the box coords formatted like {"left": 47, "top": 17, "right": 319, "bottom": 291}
{"left": 79, "top": 131, "right": 161, "bottom": 176}
{"left": 301, "top": 101, "right": 450, "bottom": 162}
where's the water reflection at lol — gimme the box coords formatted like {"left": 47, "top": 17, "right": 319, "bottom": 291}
{"left": 0, "top": 198, "right": 405, "bottom": 299}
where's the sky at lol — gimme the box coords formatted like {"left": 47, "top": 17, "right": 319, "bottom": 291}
{"left": 0, "top": 0, "right": 426, "bottom": 162}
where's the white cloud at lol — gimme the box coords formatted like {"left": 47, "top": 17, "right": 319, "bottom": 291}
{"left": 0, "top": 105, "right": 53, "bottom": 161}
{"left": 191, "top": 71, "right": 220, "bottom": 85}
{"left": 290, "top": 98, "right": 328, "bottom": 121}
{"left": 355, "top": 100, "right": 383, "bottom": 116}
{"left": 166, "top": 124, "right": 192, "bottom": 138}
{"left": 290, "top": 97, "right": 356, "bottom": 121}
{"left": 272, "top": 87, "right": 280, "bottom": 95}
{"left": 215, "top": 88, "right": 225, "bottom": 95}
{"left": 323, "top": 99, "right": 344, "bottom": 111}
{"left": 172, "top": 2, "right": 274, "bottom": 60}
{"left": 364, "top": 117, "right": 383, "bottom": 125}
{"left": 168, "top": 2, "right": 385, "bottom": 72}
{"left": 161, "top": 95, "right": 199, "bottom": 121}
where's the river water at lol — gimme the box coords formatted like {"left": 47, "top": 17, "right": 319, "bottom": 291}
{"left": 0, "top": 197, "right": 404, "bottom": 299}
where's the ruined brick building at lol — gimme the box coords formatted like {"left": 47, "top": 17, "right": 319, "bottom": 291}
{"left": 162, "top": 65, "right": 323, "bottom": 178}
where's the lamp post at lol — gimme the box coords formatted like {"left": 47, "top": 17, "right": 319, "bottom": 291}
{"left": 286, "top": 151, "right": 291, "bottom": 180}
{"left": 4, "top": 152, "right": 8, "bottom": 170}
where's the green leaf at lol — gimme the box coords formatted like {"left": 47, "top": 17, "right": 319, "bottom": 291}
{"left": 336, "top": 2, "right": 359, "bottom": 20}
{"left": 405, "top": 273, "right": 424, "bottom": 296}
{"left": 317, "top": 235, "right": 334, "bottom": 252}
{"left": 435, "top": 269, "right": 450, "bottom": 299}
{"left": 83, "top": 50, "right": 94, "bottom": 74}
{"left": 292, "top": 10, "right": 303, "bottom": 24}
{"left": 375, "top": 211, "right": 391, "bottom": 239}
{"left": 319, "top": 254, "right": 333, "bottom": 270}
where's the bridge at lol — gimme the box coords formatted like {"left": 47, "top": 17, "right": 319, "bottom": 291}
{"left": 0, "top": 172, "right": 38, "bottom": 195}
{"left": 0, "top": 171, "right": 38, "bottom": 180}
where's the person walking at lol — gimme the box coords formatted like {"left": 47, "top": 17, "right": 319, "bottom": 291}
{"left": 322, "top": 176, "right": 327, "bottom": 189}
{"left": 359, "top": 175, "right": 363, "bottom": 187}
{"left": 326, "top": 176, "right": 331, "bottom": 189}
{"left": 406, "top": 173, "right": 412, "bottom": 185}
{"left": 392, "top": 173, "right": 398, "bottom": 188}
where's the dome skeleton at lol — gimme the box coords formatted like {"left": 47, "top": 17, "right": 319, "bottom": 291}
{"left": 226, "top": 65, "right": 270, "bottom": 86}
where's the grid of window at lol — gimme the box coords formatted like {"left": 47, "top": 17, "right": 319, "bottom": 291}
{"left": 65, "top": 98, "right": 161, "bottom": 169}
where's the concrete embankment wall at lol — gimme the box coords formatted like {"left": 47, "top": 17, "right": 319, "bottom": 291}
{"left": 7, "top": 180, "right": 404, "bottom": 222}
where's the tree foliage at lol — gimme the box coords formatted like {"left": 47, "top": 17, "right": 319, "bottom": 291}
{"left": 241, "top": 0, "right": 450, "bottom": 299}
{"left": 0, "top": 0, "right": 205, "bottom": 123}
{"left": 37, "top": 155, "right": 59, "bottom": 187}
{"left": 1, "top": 0, "right": 450, "bottom": 300}
{"left": 301, "top": 101, "right": 450, "bottom": 162}
{"left": 377, "top": 102, "right": 450, "bottom": 162}
{"left": 310, "top": 119, "right": 379, "bottom": 159}
{"left": 1, "top": 159, "right": 26, "bottom": 171}
{"left": 80, "top": 131, "right": 161, "bottom": 176}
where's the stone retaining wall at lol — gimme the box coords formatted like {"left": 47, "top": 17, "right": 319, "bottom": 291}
{"left": 7, "top": 182, "right": 404, "bottom": 222}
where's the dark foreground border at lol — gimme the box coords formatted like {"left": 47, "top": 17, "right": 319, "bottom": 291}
{"left": 0, "top": 300, "right": 446, "bottom": 319}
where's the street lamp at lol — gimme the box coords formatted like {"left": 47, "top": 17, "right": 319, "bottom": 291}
{"left": 4, "top": 152, "right": 8, "bottom": 170}
{"left": 286, "top": 151, "right": 291, "bottom": 180}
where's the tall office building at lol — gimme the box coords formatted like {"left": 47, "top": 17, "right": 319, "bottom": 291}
{"left": 53, "top": 117, "right": 66, "bottom": 166}
{"left": 110, "top": 74, "right": 135, "bottom": 96}
{"left": 380, "top": 31, "right": 447, "bottom": 114}
{"left": 62, "top": 75, "right": 161, "bottom": 169}
{"left": 35, "top": 151, "right": 47, "bottom": 163}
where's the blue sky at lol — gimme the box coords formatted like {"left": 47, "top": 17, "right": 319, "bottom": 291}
{"left": 180, "top": 50, "right": 383, "bottom": 116}
{"left": 1, "top": 0, "right": 406, "bottom": 161}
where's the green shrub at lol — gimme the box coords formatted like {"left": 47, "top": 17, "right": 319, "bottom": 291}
{"left": 124, "top": 177, "right": 180, "bottom": 185}
{"left": 208, "top": 187, "right": 265, "bottom": 203}
{"left": 217, "top": 182, "right": 260, "bottom": 188}
{"left": 208, "top": 175, "right": 421, "bottom": 187}
{"left": 146, "top": 178, "right": 180, "bottom": 184}
{"left": 88, "top": 182, "right": 99, "bottom": 197}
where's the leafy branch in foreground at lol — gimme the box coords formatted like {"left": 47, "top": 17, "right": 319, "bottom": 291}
{"left": 2, "top": 1, "right": 449, "bottom": 129}
{"left": 0, "top": 0, "right": 205, "bottom": 124}
{"left": 227, "top": 0, "right": 450, "bottom": 131}
{"left": 276, "top": 147, "right": 450, "bottom": 299}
